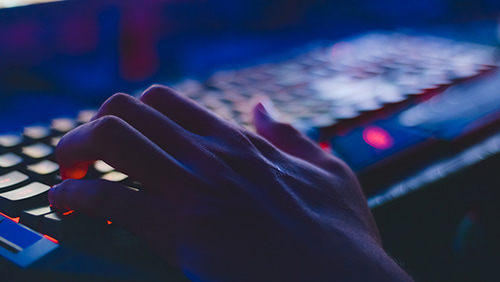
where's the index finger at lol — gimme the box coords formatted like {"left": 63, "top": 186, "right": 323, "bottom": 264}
{"left": 56, "top": 115, "right": 193, "bottom": 194}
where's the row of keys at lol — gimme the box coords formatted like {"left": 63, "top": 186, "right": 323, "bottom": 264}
{"left": 0, "top": 109, "right": 143, "bottom": 242}
{"left": 0, "top": 110, "right": 93, "bottom": 152}
{"left": 0, "top": 172, "right": 51, "bottom": 217}
{"left": 172, "top": 32, "right": 497, "bottom": 133}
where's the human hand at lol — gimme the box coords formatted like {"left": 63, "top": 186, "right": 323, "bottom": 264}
{"left": 49, "top": 85, "right": 410, "bottom": 281}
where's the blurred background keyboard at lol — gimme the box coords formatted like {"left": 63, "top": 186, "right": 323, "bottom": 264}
{"left": 2, "top": 0, "right": 500, "bottom": 281}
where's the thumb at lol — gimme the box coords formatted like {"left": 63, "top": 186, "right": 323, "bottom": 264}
{"left": 252, "top": 100, "right": 328, "bottom": 167}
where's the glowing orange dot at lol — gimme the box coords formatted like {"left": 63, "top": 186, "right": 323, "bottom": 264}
{"left": 62, "top": 210, "right": 75, "bottom": 216}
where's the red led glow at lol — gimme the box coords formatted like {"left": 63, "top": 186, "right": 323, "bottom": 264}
{"left": 0, "top": 211, "right": 19, "bottom": 223}
{"left": 62, "top": 210, "right": 75, "bottom": 216}
{"left": 43, "top": 235, "right": 59, "bottom": 244}
{"left": 319, "top": 142, "right": 331, "bottom": 153}
{"left": 107, "top": 220, "right": 112, "bottom": 225}
{"left": 0, "top": 212, "right": 58, "bottom": 244}
{"left": 362, "top": 126, "right": 394, "bottom": 150}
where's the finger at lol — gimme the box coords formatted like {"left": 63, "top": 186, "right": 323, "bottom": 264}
{"left": 56, "top": 115, "right": 192, "bottom": 193}
{"left": 48, "top": 179, "right": 175, "bottom": 256}
{"left": 252, "top": 101, "right": 331, "bottom": 168}
{"left": 140, "top": 85, "right": 229, "bottom": 136}
{"left": 49, "top": 179, "right": 158, "bottom": 220}
{"left": 91, "top": 92, "right": 197, "bottom": 159}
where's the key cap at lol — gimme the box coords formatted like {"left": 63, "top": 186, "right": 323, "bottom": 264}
{"left": 27, "top": 160, "right": 60, "bottom": 185}
{"left": 0, "top": 214, "right": 58, "bottom": 268}
{"left": 101, "top": 171, "right": 128, "bottom": 183}
{"left": 22, "top": 143, "right": 53, "bottom": 160}
{"left": 0, "top": 134, "right": 23, "bottom": 149}
{"left": 23, "top": 126, "right": 50, "bottom": 141}
{"left": 19, "top": 206, "right": 52, "bottom": 231}
{"left": 50, "top": 136, "right": 62, "bottom": 147}
{"left": 27, "top": 160, "right": 59, "bottom": 175}
{"left": 77, "top": 110, "right": 97, "bottom": 124}
{"left": 0, "top": 182, "right": 50, "bottom": 217}
{"left": 94, "top": 160, "right": 114, "bottom": 174}
{"left": 354, "top": 100, "right": 384, "bottom": 113}
{"left": 51, "top": 118, "right": 77, "bottom": 133}
{"left": 0, "top": 153, "right": 23, "bottom": 172}
{"left": 0, "top": 171, "right": 29, "bottom": 191}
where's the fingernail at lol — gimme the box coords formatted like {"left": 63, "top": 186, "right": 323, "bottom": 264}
{"left": 60, "top": 162, "right": 90, "bottom": 180}
{"left": 256, "top": 97, "right": 279, "bottom": 120}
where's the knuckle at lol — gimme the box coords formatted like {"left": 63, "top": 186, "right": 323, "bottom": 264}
{"left": 100, "top": 93, "right": 134, "bottom": 113}
{"left": 140, "top": 84, "right": 168, "bottom": 102}
{"left": 55, "top": 125, "right": 82, "bottom": 161}
{"left": 91, "top": 115, "right": 125, "bottom": 143}
{"left": 325, "top": 156, "right": 355, "bottom": 176}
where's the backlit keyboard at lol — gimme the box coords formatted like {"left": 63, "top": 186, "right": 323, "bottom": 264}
{"left": 172, "top": 32, "right": 497, "bottom": 132}
{"left": 0, "top": 32, "right": 498, "bottom": 279}
{"left": 171, "top": 32, "right": 499, "bottom": 193}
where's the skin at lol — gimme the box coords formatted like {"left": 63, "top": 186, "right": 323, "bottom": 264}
{"left": 49, "top": 85, "right": 412, "bottom": 281}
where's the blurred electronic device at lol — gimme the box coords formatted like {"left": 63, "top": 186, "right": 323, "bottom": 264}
{"left": 170, "top": 32, "right": 499, "bottom": 193}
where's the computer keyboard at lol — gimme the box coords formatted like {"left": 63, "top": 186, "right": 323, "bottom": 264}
{"left": 172, "top": 32, "right": 496, "bottom": 131}
{"left": 0, "top": 32, "right": 498, "bottom": 279}
{"left": 171, "top": 32, "right": 498, "bottom": 192}
{"left": 0, "top": 111, "right": 186, "bottom": 280}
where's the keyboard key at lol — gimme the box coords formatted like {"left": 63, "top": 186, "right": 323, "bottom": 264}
{"left": 23, "top": 126, "right": 50, "bottom": 141}
{"left": 354, "top": 100, "right": 384, "bottom": 112}
{"left": 19, "top": 206, "right": 52, "bottom": 231}
{"left": 22, "top": 143, "right": 53, "bottom": 160}
{"left": 0, "top": 182, "right": 50, "bottom": 217}
{"left": 77, "top": 109, "right": 97, "bottom": 124}
{"left": 0, "top": 171, "right": 29, "bottom": 191}
{"left": 27, "top": 160, "right": 59, "bottom": 176}
{"left": 27, "top": 160, "right": 59, "bottom": 185}
{"left": 94, "top": 160, "right": 114, "bottom": 173}
{"left": 101, "top": 171, "right": 128, "bottom": 183}
{"left": 0, "top": 214, "right": 58, "bottom": 267}
{"left": 51, "top": 118, "right": 77, "bottom": 133}
{"left": 0, "top": 153, "right": 23, "bottom": 170}
{"left": 50, "top": 136, "right": 62, "bottom": 147}
{"left": 331, "top": 107, "right": 359, "bottom": 120}
{"left": 0, "top": 134, "right": 23, "bottom": 149}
